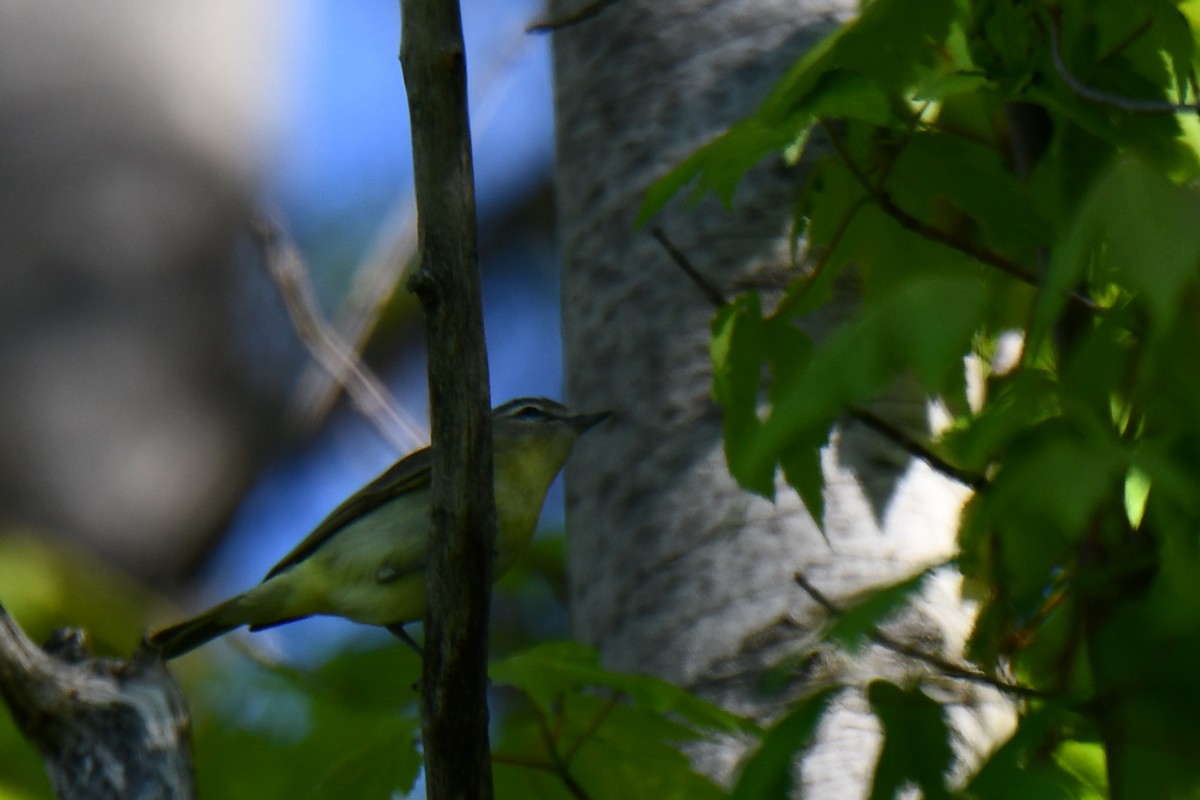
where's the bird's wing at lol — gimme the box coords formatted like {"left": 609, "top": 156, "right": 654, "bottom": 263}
{"left": 263, "top": 445, "right": 434, "bottom": 580}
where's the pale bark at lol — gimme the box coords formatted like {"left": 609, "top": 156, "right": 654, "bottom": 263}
{"left": 0, "top": 608, "right": 193, "bottom": 800}
{"left": 551, "top": 0, "right": 1013, "bottom": 794}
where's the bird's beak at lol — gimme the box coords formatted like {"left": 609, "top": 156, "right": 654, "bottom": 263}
{"left": 570, "top": 410, "right": 611, "bottom": 433}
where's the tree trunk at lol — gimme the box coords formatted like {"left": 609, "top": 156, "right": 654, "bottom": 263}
{"left": 0, "top": 0, "right": 281, "bottom": 583}
{"left": 551, "top": 1, "right": 1013, "bottom": 794}
{"left": 0, "top": 609, "right": 193, "bottom": 799}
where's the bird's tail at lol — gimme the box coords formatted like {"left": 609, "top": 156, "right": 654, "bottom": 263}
{"left": 148, "top": 596, "right": 247, "bottom": 660}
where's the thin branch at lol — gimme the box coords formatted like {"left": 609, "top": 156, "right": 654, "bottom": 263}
{"left": 529, "top": 700, "right": 593, "bottom": 800}
{"left": 774, "top": 195, "right": 869, "bottom": 319}
{"left": 1049, "top": 11, "right": 1199, "bottom": 114}
{"left": 1093, "top": 16, "right": 1154, "bottom": 73}
{"left": 560, "top": 692, "right": 620, "bottom": 765}
{"left": 249, "top": 212, "right": 424, "bottom": 453}
{"left": 821, "top": 119, "right": 1033, "bottom": 288}
{"left": 793, "top": 572, "right": 1048, "bottom": 701}
{"left": 491, "top": 754, "right": 572, "bottom": 775}
{"left": 651, "top": 227, "right": 729, "bottom": 308}
{"left": 880, "top": 195, "right": 1032, "bottom": 286}
{"left": 818, "top": 120, "right": 1102, "bottom": 315}
{"left": 527, "top": 0, "right": 621, "bottom": 34}
{"left": 289, "top": 200, "right": 419, "bottom": 433}
{"left": 848, "top": 407, "right": 988, "bottom": 492}
{"left": 876, "top": 102, "right": 932, "bottom": 187}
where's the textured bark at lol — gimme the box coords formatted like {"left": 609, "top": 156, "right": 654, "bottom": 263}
{"left": 551, "top": 0, "right": 1013, "bottom": 794}
{"left": 400, "top": 0, "right": 495, "bottom": 797}
{"left": 0, "top": 608, "right": 193, "bottom": 800}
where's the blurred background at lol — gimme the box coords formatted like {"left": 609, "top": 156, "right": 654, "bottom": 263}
{"left": 0, "top": 1, "right": 575, "bottom": 794}
{"left": 0, "top": 0, "right": 567, "bottom": 671}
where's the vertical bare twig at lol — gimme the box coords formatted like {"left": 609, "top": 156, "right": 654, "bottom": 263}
{"left": 399, "top": 0, "right": 495, "bottom": 797}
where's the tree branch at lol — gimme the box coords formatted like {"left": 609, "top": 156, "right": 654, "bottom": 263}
{"left": 398, "top": 0, "right": 495, "bottom": 797}
{"left": 1048, "top": 11, "right": 1200, "bottom": 114}
{"left": 848, "top": 407, "right": 988, "bottom": 492}
{"left": 818, "top": 119, "right": 1102, "bottom": 315}
{"left": 0, "top": 606, "right": 194, "bottom": 799}
{"left": 650, "top": 226, "right": 729, "bottom": 308}
{"left": 288, "top": 199, "right": 420, "bottom": 435}
{"left": 529, "top": 700, "right": 594, "bottom": 800}
{"left": 792, "top": 573, "right": 1046, "bottom": 701}
{"left": 250, "top": 211, "right": 425, "bottom": 452}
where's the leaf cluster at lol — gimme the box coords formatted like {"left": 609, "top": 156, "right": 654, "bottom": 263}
{"left": 643, "top": 0, "right": 1200, "bottom": 795}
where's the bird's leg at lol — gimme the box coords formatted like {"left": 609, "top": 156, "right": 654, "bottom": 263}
{"left": 386, "top": 623, "right": 423, "bottom": 656}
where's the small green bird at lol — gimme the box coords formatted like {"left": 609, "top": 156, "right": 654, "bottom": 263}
{"left": 149, "top": 398, "right": 608, "bottom": 658}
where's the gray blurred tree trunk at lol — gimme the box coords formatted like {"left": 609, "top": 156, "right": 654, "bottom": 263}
{"left": 0, "top": 2, "right": 285, "bottom": 582}
{"left": 551, "top": 1, "right": 1013, "bottom": 794}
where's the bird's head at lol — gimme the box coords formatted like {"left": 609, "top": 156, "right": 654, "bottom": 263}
{"left": 491, "top": 397, "right": 610, "bottom": 476}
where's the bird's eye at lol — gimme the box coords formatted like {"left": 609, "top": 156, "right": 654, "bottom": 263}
{"left": 514, "top": 405, "right": 542, "bottom": 420}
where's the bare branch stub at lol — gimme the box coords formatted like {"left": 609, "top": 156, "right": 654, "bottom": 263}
{"left": 0, "top": 608, "right": 194, "bottom": 800}
{"left": 527, "top": 0, "right": 621, "bottom": 34}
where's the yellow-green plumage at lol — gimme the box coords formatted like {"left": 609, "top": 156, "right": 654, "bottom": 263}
{"left": 149, "top": 398, "right": 607, "bottom": 658}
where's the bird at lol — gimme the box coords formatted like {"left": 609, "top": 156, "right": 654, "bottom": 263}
{"left": 148, "top": 397, "right": 609, "bottom": 658}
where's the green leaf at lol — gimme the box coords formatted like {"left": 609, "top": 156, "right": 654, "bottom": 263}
{"left": 712, "top": 295, "right": 766, "bottom": 414}
{"left": 780, "top": 437, "right": 826, "bottom": 527}
{"left": 867, "top": 681, "right": 953, "bottom": 799}
{"left": 802, "top": 68, "right": 897, "bottom": 127}
{"left": 491, "top": 642, "right": 754, "bottom": 735}
{"left": 821, "top": 0, "right": 958, "bottom": 97}
{"left": 638, "top": 118, "right": 800, "bottom": 224}
{"left": 1143, "top": 512, "right": 1200, "bottom": 635}
{"left": 729, "top": 687, "right": 839, "bottom": 800}
{"left": 886, "top": 130, "right": 1054, "bottom": 252}
{"left": 965, "top": 703, "right": 1101, "bottom": 799}
{"left": 1123, "top": 466, "right": 1151, "bottom": 530}
{"left": 637, "top": 0, "right": 959, "bottom": 223}
{"left": 766, "top": 318, "right": 822, "bottom": 519}
{"left": 943, "top": 369, "right": 1060, "bottom": 471}
{"left": 911, "top": 70, "right": 991, "bottom": 102}
{"left": 311, "top": 716, "right": 420, "bottom": 800}
{"left": 1034, "top": 158, "right": 1200, "bottom": 353}
{"left": 1098, "top": 693, "right": 1200, "bottom": 799}
{"left": 969, "top": 419, "right": 1124, "bottom": 604}
{"left": 1054, "top": 741, "right": 1108, "bottom": 799}
{"left": 825, "top": 570, "right": 934, "bottom": 653}
{"left": 743, "top": 277, "right": 986, "bottom": 484}
{"left": 494, "top": 688, "right": 728, "bottom": 800}
{"left": 712, "top": 294, "right": 775, "bottom": 497}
